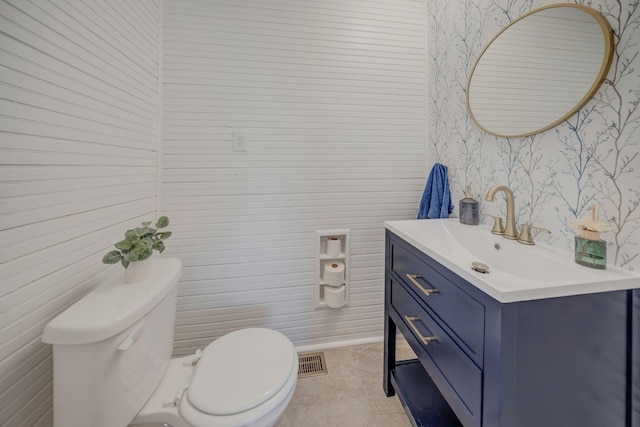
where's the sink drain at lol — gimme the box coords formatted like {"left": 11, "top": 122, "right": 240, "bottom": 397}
{"left": 471, "top": 262, "right": 490, "bottom": 274}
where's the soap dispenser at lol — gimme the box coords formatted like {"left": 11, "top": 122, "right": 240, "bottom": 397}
{"left": 459, "top": 186, "right": 479, "bottom": 225}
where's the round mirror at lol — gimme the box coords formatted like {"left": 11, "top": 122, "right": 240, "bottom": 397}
{"left": 467, "top": 4, "right": 614, "bottom": 138}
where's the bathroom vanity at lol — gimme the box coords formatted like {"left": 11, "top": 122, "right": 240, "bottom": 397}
{"left": 383, "top": 220, "right": 640, "bottom": 427}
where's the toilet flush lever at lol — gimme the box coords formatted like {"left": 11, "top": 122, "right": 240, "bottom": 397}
{"left": 118, "top": 324, "right": 144, "bottom": 351}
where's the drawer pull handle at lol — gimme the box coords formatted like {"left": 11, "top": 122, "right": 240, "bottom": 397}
{"left": 404, "top": 316, "right": 438, "bottom": 345}
{"left": 406, "top": 274, "right": 439, "bottom": 296}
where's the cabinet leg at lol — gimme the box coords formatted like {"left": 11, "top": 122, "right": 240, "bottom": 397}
{"left": 384, "top": 313, "right": 397, "bottom": 397}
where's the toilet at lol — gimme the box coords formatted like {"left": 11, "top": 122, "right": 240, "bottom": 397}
{"left": 42, "top": 258, "right": 298, "bottom": 427}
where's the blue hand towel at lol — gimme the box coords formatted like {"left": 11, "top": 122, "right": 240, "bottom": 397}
{"left": 417, "top": 163, "right": 454, "bottom": 219}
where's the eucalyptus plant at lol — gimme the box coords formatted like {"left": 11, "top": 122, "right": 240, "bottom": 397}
{"left": 102, "top": 216, "right": 172, "bottom": 268}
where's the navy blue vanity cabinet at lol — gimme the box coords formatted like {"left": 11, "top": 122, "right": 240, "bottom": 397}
{"left": 384, "top": 230, "right": 638, "bottom": 427}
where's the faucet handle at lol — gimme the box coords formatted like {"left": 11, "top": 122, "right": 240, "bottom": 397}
{"left": 517, "top": 224, "right": 551, "bottom": 245}
{"left": 484, "top": 214, "right": 505, "bottom": 235}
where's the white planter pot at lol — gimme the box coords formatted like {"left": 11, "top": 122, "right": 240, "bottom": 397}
{"left": 124, "top": 259, "right": 152, "bottom": 284}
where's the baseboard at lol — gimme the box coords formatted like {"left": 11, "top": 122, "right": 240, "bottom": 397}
{"left": 295, "top": 335, "right": 383, "bottom": 353}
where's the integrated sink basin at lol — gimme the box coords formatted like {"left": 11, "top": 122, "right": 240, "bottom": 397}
{"left": 385, "top": 218, "right": 639, "bottom": 302}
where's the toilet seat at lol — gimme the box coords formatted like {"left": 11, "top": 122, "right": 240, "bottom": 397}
{"left": 179, "top": 352, "right": 297, "bottom": 427}
{"left": 181, "top": 328, "right": 298, "bottom": 427}
{"left": 187, "top": 328, "right": 296, "bottom": 415}
{"left": 130, "top": 328, "right": 298, "bottom": 427}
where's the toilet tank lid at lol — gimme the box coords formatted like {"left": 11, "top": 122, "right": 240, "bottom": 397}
{"left": 42, "top": 258, "right": 182, "bottom": 345}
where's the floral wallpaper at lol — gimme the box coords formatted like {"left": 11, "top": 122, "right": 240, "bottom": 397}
{"left": 428, "top": 0, "right": 640, "bottom": 270}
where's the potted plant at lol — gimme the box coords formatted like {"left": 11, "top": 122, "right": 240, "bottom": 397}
{"left": 102, "top": 216, "right": 172, "bottom": 283}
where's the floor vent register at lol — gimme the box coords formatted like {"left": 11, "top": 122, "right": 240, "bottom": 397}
{"left": 298, "top": 351, "right": 328, "bottom": 378}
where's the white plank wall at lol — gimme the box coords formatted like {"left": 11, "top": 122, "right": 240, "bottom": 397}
{"left": 0, "top": 1, "right": 160, "bottom": 425}
{"left": 162, "top": 0, "right": 426, "bottom": 354}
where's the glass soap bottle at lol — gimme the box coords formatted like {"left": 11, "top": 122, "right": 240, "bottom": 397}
{"left": 459, "top": 186, "right": 479, "bottom": 225}
{"left": 575, "top": 230, "right": 606, "bottom": 269}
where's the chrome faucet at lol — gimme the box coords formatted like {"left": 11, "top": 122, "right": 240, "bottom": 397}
{"left": 484, "top": 185, "right": 518, "bottom": 239}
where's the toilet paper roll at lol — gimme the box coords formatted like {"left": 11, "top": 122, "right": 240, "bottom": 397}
{"left": 323, "top": 261, "right": 345, "bottom": 286}
{"left": 326, "top": 237, "right": 341, "bottom": 257}
{"left": 324, "top": 284, "right": 345, "bottom": 308}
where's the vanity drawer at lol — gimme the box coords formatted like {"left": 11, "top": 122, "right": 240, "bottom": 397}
{"left": 390, "top": 239, "right": 485, "bottom": 364}
{"left": 391, "top": 279, "right": 482, "bottom": 427}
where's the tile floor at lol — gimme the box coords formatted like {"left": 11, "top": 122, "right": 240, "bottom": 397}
{"left": 276, "top": 340, "right": 415, "bottom": 427}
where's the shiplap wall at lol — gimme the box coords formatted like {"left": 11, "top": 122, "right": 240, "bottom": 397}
{"left": 162, "top": 0, "right": 426, "bottom": 355}
{"left": 0, "top": 1, "right": 160, "bottom": 425}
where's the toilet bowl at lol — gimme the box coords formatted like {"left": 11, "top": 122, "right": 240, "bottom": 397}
{"left": 42, "top": 258, "right": 298, "bottom": 427}
{"left": 130, "top": 328, "right": 298, "bottom": 427}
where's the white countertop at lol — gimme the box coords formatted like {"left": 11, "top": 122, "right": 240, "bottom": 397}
{"left": 385, "top": 219, "right": 640, "bottom": 303}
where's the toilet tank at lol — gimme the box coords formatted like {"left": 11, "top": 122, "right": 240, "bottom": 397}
{"left": 42, "top": 258, "right": 182, "bottom": 427}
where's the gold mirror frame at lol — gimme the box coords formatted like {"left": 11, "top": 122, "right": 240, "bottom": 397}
{"left": 466, "top": 3, "right": 614, "bottom": 138}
